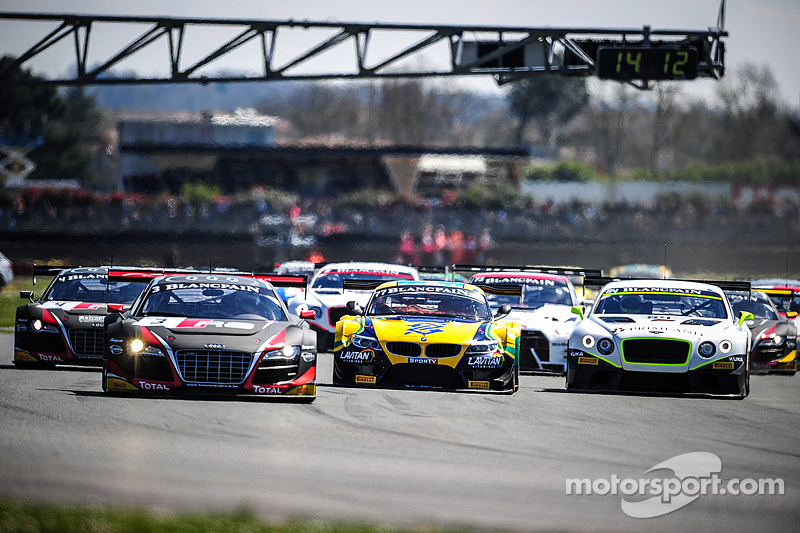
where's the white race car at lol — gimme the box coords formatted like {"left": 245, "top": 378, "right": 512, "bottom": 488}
{"left": 566, "top": 278, "right": 753, "bottom": 398}
{"left": 286, "top": 262, "right": 419, "bottom": 350}
{"left": 466, "top": 266, "right": 592, "bottom": 373}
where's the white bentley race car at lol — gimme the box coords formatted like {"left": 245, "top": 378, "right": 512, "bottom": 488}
{"left": 566, "top": 278, "right": 753, "bottom": 398}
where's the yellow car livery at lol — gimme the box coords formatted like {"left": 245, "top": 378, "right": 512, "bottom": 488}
{"left": 333, "top": 281, "right": 521, "bottom": 392}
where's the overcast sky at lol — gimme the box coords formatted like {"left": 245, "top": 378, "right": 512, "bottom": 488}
{"left": 1, "top": 0, "right": 798, "bottom": 108}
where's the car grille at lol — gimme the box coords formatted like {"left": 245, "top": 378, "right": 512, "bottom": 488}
{"left": 175, "top": 350, "right": 253, "bottom": 384}
{"left": 425, "top": 343, "right": 462, "bottom": 358}
{"left": 390, "top": 363, "right": 460, "bottom": 388}
{"left": 385, "top": 342, "right": 422, "bottom": 357}
{"left": 520, "top": 331, "right": 550, "bottom": 369}
{"left": 68, "top": 327, "right": 104, "bottom": 358}
{"left": 622, "top": 339, "right": 690, "bottom": 365}
{"left": 328, "top": 307, "right": 349, "bottom": 328}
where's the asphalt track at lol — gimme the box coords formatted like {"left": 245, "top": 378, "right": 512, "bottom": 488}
{"left": 0, "top": 331, "right": 798, "bottom": 533}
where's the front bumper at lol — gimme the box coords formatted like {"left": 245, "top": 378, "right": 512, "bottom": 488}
{"left": 565, "top": 351, "right": 748, "bottom": 396}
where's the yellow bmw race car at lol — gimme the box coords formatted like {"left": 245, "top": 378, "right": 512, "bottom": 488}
{"left": 333, "top": 280, "right": 521, "bottom": 393}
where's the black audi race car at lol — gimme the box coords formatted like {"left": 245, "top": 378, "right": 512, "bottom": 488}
{"left": 103, "top": 270, "right": 317, "bottom": 401}
{"left": 14, "top": 266, "right": 147, "bottom": 368}
{"left": 727, "top": 290, "right": 798, "bottom": 375}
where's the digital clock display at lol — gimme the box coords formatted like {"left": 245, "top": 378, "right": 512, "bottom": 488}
{"left": 596, "top": 46, "right": 698, "bottom": 81}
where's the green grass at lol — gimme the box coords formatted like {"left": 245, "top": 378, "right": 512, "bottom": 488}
{"left": 0, "top": 275, "right": 51, "bottom": 329}
{"left": 0, "top": 498, "right": 461, "bottom": 533}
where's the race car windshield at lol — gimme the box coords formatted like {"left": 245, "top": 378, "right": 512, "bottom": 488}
{"left": 596, "top": 291, "right": 727, "bottom": 318}
{"left": 728, "top": 295, "right": 778, "bottom": 320}
{"left": 484, "top": 283, "right": 572, "bottom": 309}
{"left": 367, "top": 292, "right": 491, "bottom": 320}
{"left": 46, "top": 277, "right": 144, "bottom": 304}
{"left": 140, "top": 286, "right": 287, "bottom": 320}
{"left": 763, "top": 293, "right": 800, "bottom": 315}
{"left": 312, "top": 271, "right": 413, "bottom": 289}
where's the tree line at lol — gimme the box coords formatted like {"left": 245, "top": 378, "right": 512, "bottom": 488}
{"left": 1, "top": 53, "right": 798, "bottom": 191}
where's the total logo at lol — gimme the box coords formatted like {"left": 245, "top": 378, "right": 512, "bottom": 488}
{"left": 137, "top": 381, "right": 172, "bottom": 391}
{"left": 253, "top": 385, "right": 284, "bottom": 394}
{"left": 37, "top": 354, "right": 65, "bottom": 362}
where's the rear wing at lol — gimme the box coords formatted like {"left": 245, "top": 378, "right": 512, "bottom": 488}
{"left": 32, "top": 264, "right": 74, "bottom": 285}
{"left": 108, "top": 268, "right": 308, "bottom": 289}
{"left": 341, "top": 279, "right": 390, "bottom": 292}
{"left": 342, "top": 278, "right": 523, "bottom": 298}
{"left": 452, "top": 263, "right": 602, "bottom": 287}
{"left": 470, "top": 283, "right": 523, "bottom": 297}
{"left": 583, "top": 275, "right": 751, "bottom": 293}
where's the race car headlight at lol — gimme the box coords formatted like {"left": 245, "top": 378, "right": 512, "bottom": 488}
{"left": 129, "top": 340, "right": 165, "bottom": 357}
{"left": 352, "top": 334, "right": 381, "bottom": 350}
{"left": 581, "top": 335, "right": 595, "bottom": 349}
{"left": 719, "top": 340, "right": 733, "bottom": 353}
{"left": 467, "top": 341, "right": 499, "bottom": 354}
{"left": 31, "top": 319, "right": 58, "bottom": 333}
{"left": 596, "top": 338, "right": 614, "bottom": 355}
{"left": 263, "top": 345, "right": 301, "bottom": 360}
{"left": 698, "top": 341, "right": 716, "bottom": 358}
{"left": 767, "top": 334, "right": 783, "bottom": 345}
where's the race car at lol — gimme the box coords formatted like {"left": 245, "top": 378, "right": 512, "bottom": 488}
{"left": 286, "top": 262, "right": 419, "bottom": 350}
{"left": 566, "top": 277, "right": 753, "bottom": 398}
{"left": 464, "top": 265, "right": 599, "bottom": 373}
{"left": 103, "top": 270, "right": 317, "bottom": 401}
{"left": 14, "top": 265, "right": 147, "bottom": 368}
{"left": 333, "top": 280, "right": 521, "bottom": 393}
{"left": 752, "top": 283, "right": 800, "bottom": 324}
{"left": 726, "top": 290, "right": 797, "bottom": 375}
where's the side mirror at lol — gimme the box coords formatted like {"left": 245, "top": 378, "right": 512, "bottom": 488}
{"left": 108, "top": 303, "right": 124, "bottom": 313}
{"left": 787, "top": 311, "right": 797, "bottom": 318}
{"left": 299, "top": 309, "right": 316, "bottom": 319}
{"left": 346, "top": 301, "right": 363, "bottom": 315}
{"left": 738, "top": 311, "right": 754, "bottom": 327}
{"left": 494, "top": 303, "right": 512, "bottom": 319}
{"left": 20, "top": 290, "right": 34, "bottom": 302}
{"left": 571, "top": 305, "right": 585, "bottom": 320}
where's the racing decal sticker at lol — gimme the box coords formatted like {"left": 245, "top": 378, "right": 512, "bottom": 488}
{"left": 155, "top": 281, "right": 262, "bottom": 293}
{"left": 468, "top": 355, "right": 503, "bottom": 368}
{"left": 602, "top": 287, "right": 721, "bottom": 299}
{"left": 611, "top": 325, "right": 705, "bottom": 337}
{"left": 408, "top": 357, "right": 438, "bottom": 364}
{"left": 713, "top": 361, "right": 735, "bottom": 369}
{"left": 474, "top": 276, "right": 563, "bottom": 287}
{"left": 578, "top": 357, "right": 599, "bottom": 365}
{"left": 133, "top": 317, "right": 255, "bottom": 330}
{"left": 135, "top": 380, "right": 172, "bottom": 391}
{"left": 404, "top": 320, "right": 446, "bottom": 336}
{"left": 374, "top": 285, "right": 475, "bottom": 298}
{"left": 42, "top": 301, "right": 105, "bottom": 310}
{"left": 355, "top": 375, "right": 377, "bottom": 384}
{"left": 339, "top": 350, "right": 375, "bottom": 363}
{"left": 468, "top": 380, "right": 490, "bottom": 389}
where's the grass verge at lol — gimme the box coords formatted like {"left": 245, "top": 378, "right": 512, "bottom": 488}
{"left": 0, "top": 497, "right": 455, "bottom": 533}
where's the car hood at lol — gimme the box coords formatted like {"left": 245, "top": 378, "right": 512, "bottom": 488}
{"left": 505, "top": 304, "right": 574, "bottom": 328}
{"left": 591, "top": 315, "right": 728, "bottom": 341}
{"left": 132, "top": 316, "right": 282, "bottom": 337}
{"left": 370, "top": 316, "right": 483, "bottom": 342}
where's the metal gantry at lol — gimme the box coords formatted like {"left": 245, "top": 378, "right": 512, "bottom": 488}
{"left": 0, "top": 5, "right": 726, "bottom": 87}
